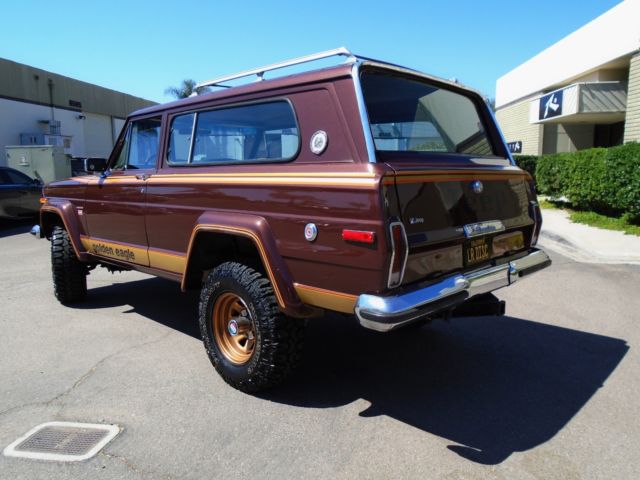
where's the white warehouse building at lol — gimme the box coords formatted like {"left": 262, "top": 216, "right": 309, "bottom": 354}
{"left": 0, "top": 57, "right": 155, "bottom": 165}
{"left": 495, "top": 0, "right": 640, "bottom": 156}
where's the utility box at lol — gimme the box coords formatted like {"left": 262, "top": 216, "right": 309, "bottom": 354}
{"left": 5, "top": 146, "right": 71, "bottom": 184}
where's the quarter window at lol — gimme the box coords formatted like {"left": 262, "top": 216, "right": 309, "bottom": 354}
{"left": 167, "top": 101, "right": 299, "bottom": 165}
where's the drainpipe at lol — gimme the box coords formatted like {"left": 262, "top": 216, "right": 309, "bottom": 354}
{"left": 47, "top": 78, "right": 55, "bottom": 121}
{"left": 110, "top": 117, "right": 116, "bottom": 146}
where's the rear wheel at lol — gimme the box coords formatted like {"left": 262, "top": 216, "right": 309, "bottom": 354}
{"left": 199, "top": 262, "right": 304, "bottom": 393}
{"left": 51, "top": 225, "right": 87, "bottom": 303}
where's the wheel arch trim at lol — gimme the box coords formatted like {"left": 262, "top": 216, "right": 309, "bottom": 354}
{"left": 40, "top": 204, "right": 88, "bottom": 261}
{"left": 182, "top": 212, "right": 307, "bottom": 317}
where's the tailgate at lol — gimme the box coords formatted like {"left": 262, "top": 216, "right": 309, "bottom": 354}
{"left": 387, "top": 165, "right": 537, "bottom": 285}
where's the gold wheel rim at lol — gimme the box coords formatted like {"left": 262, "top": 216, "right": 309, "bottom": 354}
{"left": 212, "top": 292, "right": 256, "bottom": 365}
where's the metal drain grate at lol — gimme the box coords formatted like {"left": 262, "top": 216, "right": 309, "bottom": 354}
{"left": 3, "top": 422, "right": 120, "bottom": 462}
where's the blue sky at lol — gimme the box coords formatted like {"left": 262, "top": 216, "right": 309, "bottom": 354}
{"left": 0, "top": 0, "right": 622, "bottom": 103}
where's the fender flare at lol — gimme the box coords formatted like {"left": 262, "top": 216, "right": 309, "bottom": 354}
{"left": 183, "top": 211, "right": 310, "bottom": 318}
{"left": 40, "top": 201, "right": 90, "bottom": 261}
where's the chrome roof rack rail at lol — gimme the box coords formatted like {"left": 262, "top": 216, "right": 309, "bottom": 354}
{"left": 196, "top": 47, "right": 357, "bottom": 89}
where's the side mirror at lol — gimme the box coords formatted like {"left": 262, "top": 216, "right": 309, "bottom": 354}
{"left": 85, "top": 158, "right": 108, "bottom": 173}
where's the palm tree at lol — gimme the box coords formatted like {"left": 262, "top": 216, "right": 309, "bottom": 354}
{"left": 164, "top": 79, "right": 210, "bottom": 99}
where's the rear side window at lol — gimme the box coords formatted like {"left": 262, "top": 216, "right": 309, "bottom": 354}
{"left": 167, "top": 101, "right": 299, "bottom": 165}
{"left": 361, "top": 71, "right": 496, "bottom": 157}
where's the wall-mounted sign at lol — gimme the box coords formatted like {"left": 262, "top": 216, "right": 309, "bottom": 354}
{"left": 507, "top": 141, "right": 522, "bottom": 153}
{"left": 539, "top": 90, "right": 563, "bottom": 120}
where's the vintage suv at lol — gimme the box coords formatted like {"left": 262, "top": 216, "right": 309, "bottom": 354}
{"left": 35, "top": 48, "right": 551, "bottom": 392}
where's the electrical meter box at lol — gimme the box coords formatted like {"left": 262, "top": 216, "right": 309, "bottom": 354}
{"left": 5, "top": 146, "right": 71, "bottom": 184}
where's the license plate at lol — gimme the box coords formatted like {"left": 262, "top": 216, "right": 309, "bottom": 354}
{"left": 464, "top": 237, "right": 492, "bottom": 266}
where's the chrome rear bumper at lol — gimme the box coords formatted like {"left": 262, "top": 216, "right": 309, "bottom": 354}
{"left": 355, "top": 249, "right": 551, "bottom": 332}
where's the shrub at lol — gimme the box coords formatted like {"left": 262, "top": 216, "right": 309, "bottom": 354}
{"left": 535, "top": 152, "right": 572, "bottom": 197}
{"left": 602, "top": 142, "right": 640, "bottom": 223}
{"left": 533, "top": 143, "right": 640, "bottom": 224}
{"left": 513, "top": 155, "right": 538, "bottom": 182}
{"left": 563, "top": 148, "right": 608, "bottom": 212}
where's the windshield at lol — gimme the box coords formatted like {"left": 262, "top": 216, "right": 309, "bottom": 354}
{"left": 361, "top": 70, "right": 496, "bottom": 157}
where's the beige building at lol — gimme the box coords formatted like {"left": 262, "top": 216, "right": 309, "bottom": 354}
{"left": 495, "top": 0, "right": 640, "bottom": 156}
{"left": 0, "top": 57, "right": 155, "bottom": 164}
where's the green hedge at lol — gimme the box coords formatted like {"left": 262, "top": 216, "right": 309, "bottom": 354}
{"left": 513, "top": 155, "right": 538, "bottom": 182}
{"left": 517, "top": 143, "right": 640, "bottom": 223}
{"left": 602, "top": 143, "right": 640, "bottom": 222}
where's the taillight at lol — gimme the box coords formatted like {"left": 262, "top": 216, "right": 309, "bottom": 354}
{"left": 387, "top": 222, "right": 408, "bottom": 288}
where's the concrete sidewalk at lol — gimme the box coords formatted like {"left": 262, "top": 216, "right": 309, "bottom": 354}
{"left": 538, "top": 208, "right": 640, "bottom": 265}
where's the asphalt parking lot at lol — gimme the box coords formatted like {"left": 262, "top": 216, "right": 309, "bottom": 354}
{"left": 1, "top": 219, "right": 639, "bottom": 479}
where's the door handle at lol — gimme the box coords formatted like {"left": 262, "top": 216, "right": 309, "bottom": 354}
{"left": 135, "top": 174, "right": 150, "bottom": 181}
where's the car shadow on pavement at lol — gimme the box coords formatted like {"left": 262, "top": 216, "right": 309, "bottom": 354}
{"left": 266, "top": 312, "right": 629, "bottom": 465}
{"left": 0, "top": 218, "right": 34, "bottom": 238}
{"left": 71, "top": 277, "right": 628, "bottom": 466}
{"left": 71, "top": 277, "right": 202, "bottom": 339}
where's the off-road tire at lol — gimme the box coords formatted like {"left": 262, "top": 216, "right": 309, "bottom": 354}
{"left": 51, "top": 225, "right": 87, "bottom": 303}
{"left": 199, "top": 262, "right": 304, "bottom": 393}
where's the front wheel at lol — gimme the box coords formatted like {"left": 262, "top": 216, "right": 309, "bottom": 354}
{"left": 51, "top": 225, "right": 87, "bottom": 303}
{"left": 198, "top": 262, "right": 304, "bottom": 393}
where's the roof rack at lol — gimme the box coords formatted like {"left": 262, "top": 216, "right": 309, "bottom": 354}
{"left": 195, "top": 47, "right": 356, "bottom": 90}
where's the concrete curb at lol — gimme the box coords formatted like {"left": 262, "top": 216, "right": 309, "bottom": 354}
{"left": 538, "top": 209, "right": 640, "bottom": 265}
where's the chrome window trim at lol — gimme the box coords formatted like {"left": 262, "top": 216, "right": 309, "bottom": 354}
{"left": 355, "top": 60, "right": 514, "bottom": 164}
{"left": 164, "top": 98, "right": 301, "bottom": 167}
{"left": 358, "top": 60, "right": 484, "bottom": 97}
{"left": 187, "top": 112, "right": 198, "bottom": 165}
{"left": 486, "top": 104, "right": 516, "bottom": 166}
{"left": 350, "top": 62, "right": 377, "bottom": 163}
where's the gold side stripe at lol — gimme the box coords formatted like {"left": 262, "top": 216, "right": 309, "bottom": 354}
{"left": 392, "top": 169, "right": 522, "bottom": 175}
{"left": 148, "top": 177, "right": 377, "bottom": 187}
{"left": 385, "top": 174, "right": 526, "bottom": 185}
{"left": 80, "top": 236, "right": 149, "bottom": 266}
{"left": 81, "top": 235, "right": 187, "bottom": 274}
{"left": 97, "top": 172, "right": 379, "bottom": 187}
{"left": 149, "top": 249, "right": 186, "bottom": 274}
{"left": 294, "top": 283, "right": 357, "bottom": 314}
{"left": 155, "top": 172, "right": 377, "bottom": 179}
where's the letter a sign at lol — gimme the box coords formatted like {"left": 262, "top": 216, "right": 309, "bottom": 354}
{"left": 539, "top": 90, "right": 563, "bottom": 120}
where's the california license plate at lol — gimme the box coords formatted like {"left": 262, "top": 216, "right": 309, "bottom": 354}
{"left": 464, "top": 237, "right": 492, "bottom": 266}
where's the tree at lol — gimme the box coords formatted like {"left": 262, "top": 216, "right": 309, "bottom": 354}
{"left": 485, "top": 97, "right": 496, "bottom": 112}
{"left": 164, "top": 79, "right": 211, "bottom": 99}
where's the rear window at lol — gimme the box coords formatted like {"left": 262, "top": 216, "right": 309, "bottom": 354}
{"left": 361, "top": 70, "right": 496, "bottom": 157}
{"left": 167, "top": 101, "right": 299, "bottom": 165}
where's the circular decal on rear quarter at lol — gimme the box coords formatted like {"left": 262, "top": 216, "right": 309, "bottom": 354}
{"left": 310, "top": 130, "right": 328, "bottom": 155}
{"left": 304, "top": 223, "right": 318, "bottom": 242}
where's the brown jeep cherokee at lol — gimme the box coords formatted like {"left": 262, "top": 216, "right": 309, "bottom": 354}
{"left": 35, "top": 48, "right": 551, "bottom": 392}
